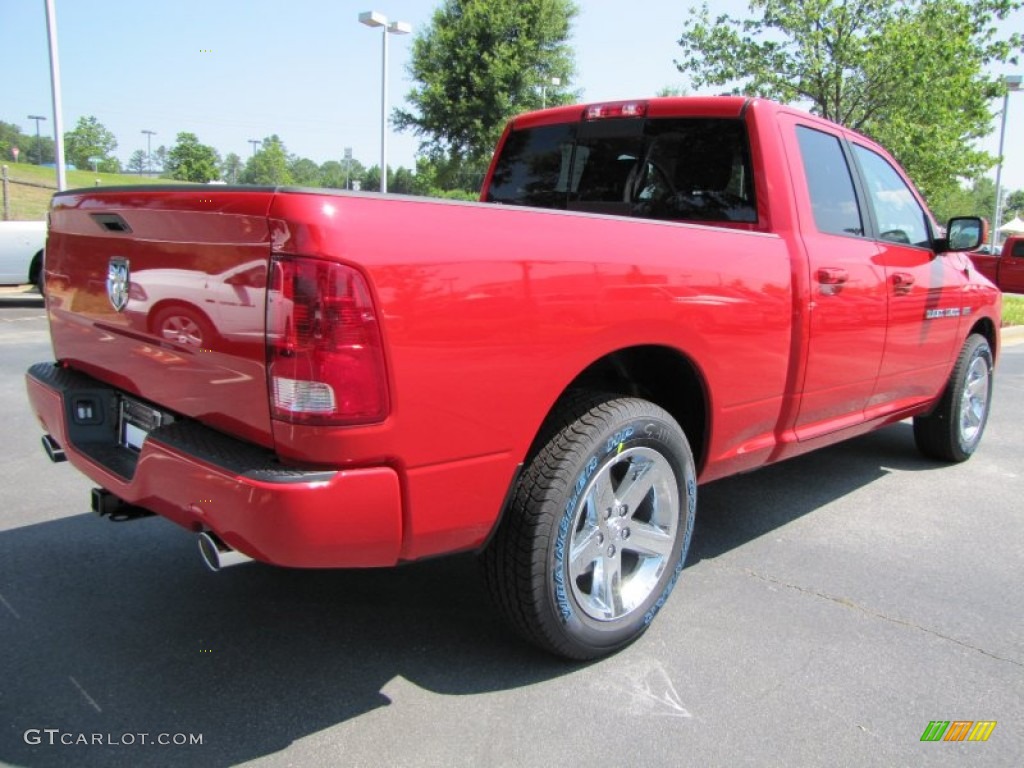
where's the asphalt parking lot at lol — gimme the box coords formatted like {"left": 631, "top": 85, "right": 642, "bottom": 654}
{"left": 1, "top": 294, "right": 1021, "bottom": 767}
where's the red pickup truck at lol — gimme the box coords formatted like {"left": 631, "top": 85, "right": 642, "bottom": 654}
{"left": 26, "top": 97, "right": 999, "bottom": 659}
{"left": 970, "top": 235, "right": 1024, "bottom": 293}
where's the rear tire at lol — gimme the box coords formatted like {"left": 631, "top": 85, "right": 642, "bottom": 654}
{"left": 152, "top": 305, "right": 215, "bottom": 348}
{"left": 481, "top": 394, "right": 696, "bottom": 660}
{"left": 29, "top": 251, "right": 44, "bottom": 295}
{"left": 913, "top": 334, "right": 993, "bottom": 462}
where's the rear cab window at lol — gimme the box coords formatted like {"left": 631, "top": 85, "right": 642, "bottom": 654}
{"left": 486, "top": 112, "right": 757, "bottom": 225}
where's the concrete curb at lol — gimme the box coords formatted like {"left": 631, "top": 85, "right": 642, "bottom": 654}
{"left": 1001, "top": 324, "right": 1024, "bottom": 347}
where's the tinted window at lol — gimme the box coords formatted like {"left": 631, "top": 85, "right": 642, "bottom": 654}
{"left": 852, "top": 144, "right": 930, "bottom": 248}
{"left": 1012, "top": 240, "right": 1024, "bottom": 258}
{"left": 486, "top": 123, "right": 578, "bottom": 209}
{"left": 796, "top": 126, "right": 863, "bottom": 237}
{"left": 487, "top": 117, "right": 756, "bottom": 223}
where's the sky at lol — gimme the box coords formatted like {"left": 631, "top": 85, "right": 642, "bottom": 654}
{"left": 2, "top": 0, "right": 1023, "bottom": 196}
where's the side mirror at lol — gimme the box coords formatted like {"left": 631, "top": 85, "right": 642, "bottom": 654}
{"left": 940, "top": 216, "right": 986, "bottom": 253}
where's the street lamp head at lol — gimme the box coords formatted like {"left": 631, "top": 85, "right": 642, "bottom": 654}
{"left": 28, "top": 115, "right": 47, "bottom": 121}
{"left": 1006, "top": 74, "right": 1023, "bottom": 91}
{"left": 359, "top": 10, "right": 387, "bottom": 27}
{"left": 388, "top": 20, "right": 412, "bottom": 35}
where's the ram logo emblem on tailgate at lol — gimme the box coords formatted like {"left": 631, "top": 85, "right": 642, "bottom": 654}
{"left": 106, "top": 257, "right": 131, "bottom": 312}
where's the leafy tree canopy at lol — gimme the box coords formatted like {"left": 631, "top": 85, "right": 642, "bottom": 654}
{"left": 221, "top": 152, "right": 244, "bottom": 184}
{"left": 64, "top": 116, "right": 118, "bottom": 171}
{"left": 165, "top": 132, "right": 221, "bottom": 183}
{"left": 127, "top": 149, "right": 148, "bottom": 175}
{"left": 289, "top": 157, "right": 322, "bottom": 187}
{"left": 240, "top": 136, "right": 292, "bottom": 186}
{"left": 395, "top": 0, "right": 579, "bottom": 172}
{"left": 675, "top": 0, "right": 1024, "bottom": 199}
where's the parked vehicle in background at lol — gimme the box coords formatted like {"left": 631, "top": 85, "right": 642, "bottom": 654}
{"left": 970, "top": 235, "right": 1024, "bottom": 293}
{"left": 26, "top": 96, "right": 999, "bottom": 660}
{"left": 0, "top": 220, "right": 46, "bottom": 291}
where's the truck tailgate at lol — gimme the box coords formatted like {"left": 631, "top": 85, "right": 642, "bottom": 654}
{"left": 45, "top": 188, "right": 277, "bottom": 448}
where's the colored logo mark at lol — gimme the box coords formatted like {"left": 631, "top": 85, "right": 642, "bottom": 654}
{"left": 920, "top": 721, "right": 996, "bottom": 742}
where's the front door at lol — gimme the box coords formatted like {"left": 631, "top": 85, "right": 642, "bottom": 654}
{"left": 850, "top": 144, "right": 963, "bottom": 413}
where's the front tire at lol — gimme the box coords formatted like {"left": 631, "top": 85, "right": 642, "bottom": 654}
{"left": 481, "top": 394, "right": 696, "bottom": 660}
{"left": 913, "top": 334, "right": 994, "bottom": 462}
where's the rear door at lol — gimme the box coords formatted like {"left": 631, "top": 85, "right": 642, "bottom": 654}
{"left": 785, "top": 120, "right": 887, "bottom": 440}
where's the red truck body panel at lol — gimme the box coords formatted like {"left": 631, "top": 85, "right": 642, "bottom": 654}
{"left": 969, "top": 235, "right": 1024, "bottom": 293}
{"left": 27, "top": 97, "right": 1002, "bottom": 569}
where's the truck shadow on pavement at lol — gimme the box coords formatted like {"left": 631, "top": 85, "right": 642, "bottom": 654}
{"left": 0, "top": 422, "right": 944, "bottom": 767}
{"left": 690, "top": 422, "right": 941, "bottom": 564}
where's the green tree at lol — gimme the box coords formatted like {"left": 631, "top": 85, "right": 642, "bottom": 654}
{"left": 98, "top": 157, "right": 121, "bottom": 173}
{"left": 153, "top": 145, "right": 168, "bottom": 174}
{"left": 240, "top": 135, "right": 292, "bottom": 185}
{"left": 929, "top": 176, "right": 996, "bottom": 222}
{"left": 1, "top": 121, "right": 55, "bottom": 165}
{"left": 395, "top": 0, "right": 578, "bottom": 181}
{"left": 0, "top": 121, "right": 20, "bottom": 160}
{"left": 391, "top": 166, "right": 417, "bottom": 194}
{"left": 362, "top": 165, "right": 384, "bottom": 193}
{"left": 289, "top": 156, "right": 322, "bottom": 187}
{"left": 127, "top": 149, "right": 148, "bottom": 175}
{"left": 1005, "top": 189, "right": 1024, "bottom": 219}
{"left": 64, "top": 116, "right": 118, "bottom": 171}
{"left": 165, "top": 132, "right": 221, "bottom": 183}
{"left": 320, "top": 158, "right": 366, "bottom": 190}
{"left": 221, "top": 152, "right": 244, "bottom": 184}
{"left": 320, "top": 160, "right": 345, "bottom": 189}
{"left": 675, "top": 0, "right": 1023, "bottom": 199}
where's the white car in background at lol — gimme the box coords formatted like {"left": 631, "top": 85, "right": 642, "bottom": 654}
{"left": 0, "top": 220, "right": 46, "bottom": 291}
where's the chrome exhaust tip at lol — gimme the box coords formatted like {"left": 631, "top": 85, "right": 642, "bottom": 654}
{"left": 42, "top": 434, "right": 66, "bottom": 463}
{"left": 197, "top": 532, "right": 253, "bottom": 572}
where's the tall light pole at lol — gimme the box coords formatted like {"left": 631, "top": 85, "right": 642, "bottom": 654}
{"left": 359, "top": 11, "right": 411, "bottom": 193}
{"left": 44, "top": 0, "right": 67, "bottom": 190}
{"left": 141, "top": 129, "right": 156, "bottom": 175}
{"left": 28, "top": 115, "right": 47, "bottom": 165}
{"left": 540, "top": 77, "right": 561, "bottom": 109}
{"left": 992, "top": 74, "right": 1022, "bottom": 247}
{"left": 248, "top": 139, "right": 260, "bottom": 156}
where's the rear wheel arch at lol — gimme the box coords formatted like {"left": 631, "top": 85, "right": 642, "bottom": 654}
{"left": 968, "top": 317, "right": 997, "bottom": 362}
{"left": 526, "top": 345, "right": 709, "bottom": 473}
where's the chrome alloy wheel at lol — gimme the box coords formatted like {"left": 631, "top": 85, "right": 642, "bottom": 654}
{"left": 567, "top": 446, "right": 680, "bottom": 622}
{"left": 161, "top": 315, "right": 203, "bottom": 346}
{"left": 959, "top": 353, "right": 991, "bottom": 444}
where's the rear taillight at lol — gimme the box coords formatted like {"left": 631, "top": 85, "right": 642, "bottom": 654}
{"left": 267, "top": 256, "right": 389, "bottom": 425}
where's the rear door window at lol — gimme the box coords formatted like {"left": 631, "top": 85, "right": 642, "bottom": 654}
{"left": 795, "top": 126, "right": 864, "bottom": 237}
